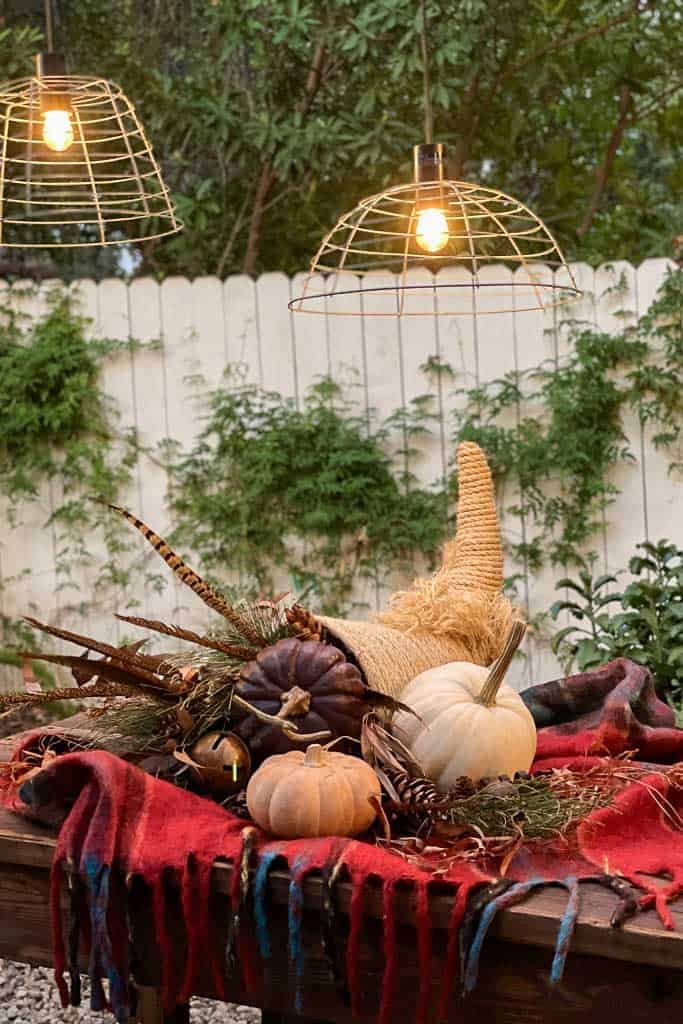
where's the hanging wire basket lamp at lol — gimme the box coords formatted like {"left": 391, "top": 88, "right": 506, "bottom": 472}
{"left": 289, "top": 142, "right": 580, "bottom": 317}
{"left": 290, "top": 0, "right": 578, "bottom": 319}
{"left": 0, "top": 1, "right": 181, "bottom": 249}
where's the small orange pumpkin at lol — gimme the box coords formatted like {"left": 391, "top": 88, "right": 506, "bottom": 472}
{"left": 246, "top": 743, "right": 381, "bottom": 838}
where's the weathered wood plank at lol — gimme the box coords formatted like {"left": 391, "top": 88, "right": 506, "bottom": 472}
{"left": 1, "top": 859, "right": 682, "bottom": 1024}
{"left": 1, "top": 794, "right": 682, "bottom": 974}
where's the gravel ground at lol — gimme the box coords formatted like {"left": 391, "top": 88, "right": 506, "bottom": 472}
{"left": 0, "top": 959, "right": 262, "bottom": 1023}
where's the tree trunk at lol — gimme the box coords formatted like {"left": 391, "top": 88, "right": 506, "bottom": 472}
{"left": 577, "top": 82, "right": 631, "bottom": 239}
{"left": 241, "top": 42, "right": 326, "bottom": 277}
{"left": 450, "top": 75, "right": 480, "bottom": 177}
{"left": 242, "top": 162, "right": 277, "bottom": 277}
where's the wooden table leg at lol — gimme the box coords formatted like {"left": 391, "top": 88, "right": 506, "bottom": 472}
{"left": 134, "top": 987, "right": 189, "bottom": 1024}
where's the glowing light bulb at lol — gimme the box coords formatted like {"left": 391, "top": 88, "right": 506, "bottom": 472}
{"left": 42, "top": 109, "right": 74, "bottom": 152}
{"left": 415, "top": 206, "right": 449, "bottom": 253}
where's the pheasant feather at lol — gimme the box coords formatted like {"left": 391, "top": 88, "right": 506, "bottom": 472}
{"left": 23, "top": 616, "right": 165, "bottom": 675}
{"left": 19, "top": 652, "right": 170, "bottom": 695}
{"left": 108, "top": 504, "right": 261, "bottom": 644}
{"left": 116, "top": 613, "right": 255, "bottom": 661}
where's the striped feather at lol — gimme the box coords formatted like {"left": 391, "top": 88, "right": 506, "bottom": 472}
{"left": 18, "top": 652, "right": 166, "bottom": 694}
{"left": 115, "top": 613, "right": 255, "bottom": 660}
{"left": 108, "top": 505, "right": 260, "bottom": 642}
{"left": 23, "top": 616, "right": 164, "bottom": 675}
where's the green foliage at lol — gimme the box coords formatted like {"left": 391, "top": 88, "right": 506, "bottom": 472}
{"left": 0, "top": 290, "right": 141, "bottom": 641}
{"left": 0, "top": 21, "right": 41, "bottom": 81}
{"left": 169, "top": 375, "right": 448, "bottom": 614}
{"left": 3, "top": 1, "right": 682, "bottom": 277}
{"left": 454, "top": 269, "right": 683, "bottom": 570}
{"left": 0, "top": 292, "right": 107, "bottom": 499}
{"left": 550, "top": 540, "right": 683, "bottom": 705}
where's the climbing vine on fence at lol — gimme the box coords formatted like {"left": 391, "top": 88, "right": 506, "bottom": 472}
{"left": 169, "top": 374, "right": 449, "bottom": 615}
{"left": 0, "top": 287, "right": 144, "bottom": 645}
{"left": 452, "top": 268, "right": 683, "bottom": 572}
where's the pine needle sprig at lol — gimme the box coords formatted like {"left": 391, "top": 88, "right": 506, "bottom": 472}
{"left": 222, "top": 600, "right": 290, "bottom": 650}
{"left": 87, "top": 699, "right": 174, "bottom": 753}
{"left": 442, "top": 773, "right": 613, "bottom": 842}
{"left": 86, "top": 662, "right": 332, "bottom": 751}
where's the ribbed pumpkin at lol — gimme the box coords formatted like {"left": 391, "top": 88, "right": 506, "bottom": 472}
{"left": 235, "top": 638, "right": 367, "bottom": 762}
{"left": 392, "top": 622, "right": 536, "bottom": 791}
{"left": 246, "top": 743, "right": 381, "bottom": 838}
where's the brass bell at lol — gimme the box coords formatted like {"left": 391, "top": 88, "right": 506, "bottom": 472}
{"left": 187, "top": 731, "right": 251, "bottom": 796}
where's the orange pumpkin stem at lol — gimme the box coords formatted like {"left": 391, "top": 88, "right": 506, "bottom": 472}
{"left": 477, "top": 620, "right": 527, "bottom": 708}
{"left": 304, "top": 743, "right": 325, "bottom": 767}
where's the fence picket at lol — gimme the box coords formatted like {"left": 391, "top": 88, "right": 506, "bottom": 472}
{"left": 224, "top": 274, "right": 260, "bottom": 385}
{"left": 637, "top": 259, "right": 679, "bottom": 545}
{"left": 594, "top": 261, "right": 643, "bottom": 578}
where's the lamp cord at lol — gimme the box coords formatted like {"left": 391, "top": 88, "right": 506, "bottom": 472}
{"left": 420, "top": 0, "right": 434, "bottom": 144}
{"left": 44, "top": 0, "right": 55, "bottom": 51}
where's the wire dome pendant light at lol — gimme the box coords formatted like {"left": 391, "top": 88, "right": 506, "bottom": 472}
{"left": 289, "top": 142, "right": 580, "bottom": 317}
{"left": 290, "top": 4, "right": 579, "bottom": 318}
{"left": 0, "top": 0, "right": 181, "bottom": 249}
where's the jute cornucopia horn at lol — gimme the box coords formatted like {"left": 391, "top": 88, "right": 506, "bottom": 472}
{"left": 318, "top": 442, "right": 516, "bottom": 699}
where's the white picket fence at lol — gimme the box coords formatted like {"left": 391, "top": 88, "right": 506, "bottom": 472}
{"left": 0, "top": 258, "right": 679, "bottom": 691}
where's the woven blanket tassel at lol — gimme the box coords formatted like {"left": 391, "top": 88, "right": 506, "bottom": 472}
{"left": 320, "top": 854, "right": 349, "bottom": 1003}
{"left": 288, "top": 856, "right": 311, "bottom": 1013}
{"left": 253, "top": 848, "right": 282, "bottom": 962}
{"left": 436, "top": 884, "right": 470, "bottom": 1022}
{"left": 49, "top": 862, "right": 70, "bottom": 1010}
{"left": 66, "top": 871, "right": 82, "bottom": 1007}
{"left": 225, "top": 827, "right": 257, "bottom": 974}
{"left": 550, "top": 877, "right": 579, "bottom": 985}
{"left": 178, "top": 857, "right": 213, "bottom": 1005}
{"left": 378, "top": 881, "right": 397, "bottom": 1024}
{"left": 596, "top": 874, "right": 641, "bottom": 926}
{"left": 459, "top": 880, "right": 510, "bottom": 988}
{"left": 345, "top": 873, "right": 366, "bottom": 1018}
{"left": 464, "top": 877, "right": 582, "bottom": 994}
{"left": 464, "top": 879, "right": 543, "bottom": 994}
{"left": 415, "top": 881, "right": 432, "bottom": 1024}
{"left": 151, "top": 874, "right": 174, "bottom": 1010}
{"left": 85, "top": 862, "right": 129, "bottom": 1023}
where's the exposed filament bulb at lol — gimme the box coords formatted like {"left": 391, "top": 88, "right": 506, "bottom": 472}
{"left": 43, "top": 108, "right": 74, "bottom": 152}
{"left": 415, "top": 206, "right": 449, "bottom": 253}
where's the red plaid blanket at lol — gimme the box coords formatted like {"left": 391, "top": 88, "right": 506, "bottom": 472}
{"left": 4, "top": 657, "right": 683, "bottom": 1023}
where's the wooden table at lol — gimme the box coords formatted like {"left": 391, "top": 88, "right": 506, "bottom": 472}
{"left": 2, "top": 736, "right": 683, "bottom": 1023}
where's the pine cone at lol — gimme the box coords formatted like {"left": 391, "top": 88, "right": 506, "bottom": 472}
{"left": 285, "top": 604, "right": 325, "bottom": 643}
{"left": 222, "top": 789, "right": 251, "bottom": 818}
{"left": 385, "top": 768, "right": 449, "bottom": 814}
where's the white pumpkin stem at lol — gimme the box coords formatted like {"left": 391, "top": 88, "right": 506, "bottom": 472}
{"left": 477, "top": 620, "right": 527, "bottom": 708}
{"left": 304, "top": 743, "right": 325, "bottom": 767}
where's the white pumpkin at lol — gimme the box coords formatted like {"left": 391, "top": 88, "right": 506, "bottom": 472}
{"left": 392, "top": 622, "right": 536, "bottom": 791}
